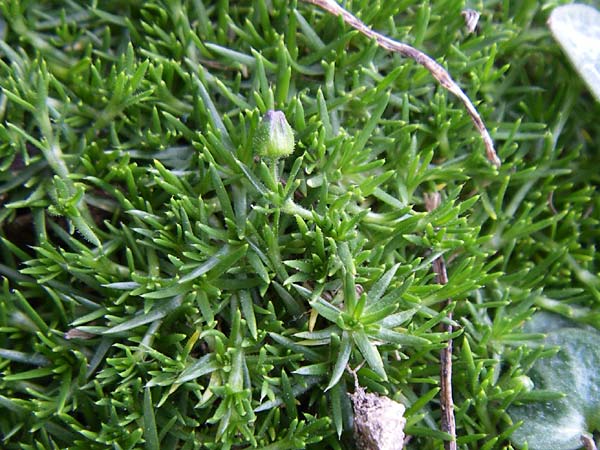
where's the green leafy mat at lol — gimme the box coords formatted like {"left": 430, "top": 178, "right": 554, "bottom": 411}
{"left": 0, "top": 1, "right": 598, "bottom": 449}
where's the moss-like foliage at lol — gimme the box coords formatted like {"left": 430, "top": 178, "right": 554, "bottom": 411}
{"left": 0, "top": 1, "right": 598, "bottom": 449}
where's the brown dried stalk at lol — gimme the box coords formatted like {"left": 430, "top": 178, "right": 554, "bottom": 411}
{"left": 581, "top": 434, "right": 598, "bottom": 450}
{"left": 424, "top": 192, "right": 457, "bottom": 450}
{"left": 301, "top": 0, "right": 501, "bottom": 167}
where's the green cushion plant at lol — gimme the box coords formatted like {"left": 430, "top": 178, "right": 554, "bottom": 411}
{"left": 0, "top": 1, "right": 598, "bottom": 449}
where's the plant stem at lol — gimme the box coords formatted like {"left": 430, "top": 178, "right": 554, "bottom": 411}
{"left": 301, "top": 0, "right": 501, "bottom": 167}
{"left": 581, "top": 434, "right": 598, "bottom": 450}
{"left": 425, "top": 192, "right": 457, "bottom": 450}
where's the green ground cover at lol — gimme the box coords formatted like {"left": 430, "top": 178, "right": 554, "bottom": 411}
{"left": 0, "top": 0, "right": 599, "bottom": 449}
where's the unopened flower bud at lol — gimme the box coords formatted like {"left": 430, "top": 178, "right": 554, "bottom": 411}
{"left": 510, "top": 375, "right": 534, "bottom": 392}
{"left": 254, "top": 110, "right": 295, "bottom": 159}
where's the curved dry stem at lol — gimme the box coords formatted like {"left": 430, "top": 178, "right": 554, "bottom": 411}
{"left": 301, "top": 0, "right": 501, "bottom": 167}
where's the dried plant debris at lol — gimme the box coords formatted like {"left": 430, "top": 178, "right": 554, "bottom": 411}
{"left": 581, "top": 434, "right": 598, "bottom": 450}
{"left": 425, "top": 192, "right": 457, "bottom": 450}
{"left": 302, "top": 0, "right": 500, "bottom": 166}
{"left": 461, "top": 9, "right": 481, "bottom": 34}
{"left": 350, "top": 384, "right": 406, "bottom": 450}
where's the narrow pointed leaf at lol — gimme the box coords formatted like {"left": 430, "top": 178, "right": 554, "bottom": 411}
{"left": 180, "top": 244, "right": 247, "bottom": 283}
{"left": 370, "top": 328, "right": 430, "bottom": 347}
{"left": 352, "top": 330, "right": 387, "bottom": 381}
{"left": 176, "top": 354, "right": 220, "bottom": 384}
{"left": 143, "top": 388, "right": 160, "bottom": 450}
{"left": 326, "top": 331, "right": 352, "bottom": 390}
{"left": 365, "top": 263, "right": 400, "bottom": 308}
{"left": 103, "top": 295, "right": 182, "bottom": 335}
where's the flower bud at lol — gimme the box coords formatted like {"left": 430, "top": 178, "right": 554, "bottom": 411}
{"left": 254, "top": 110, "right": 295, "bottom": 159}
{"left": 509, "top": 375, "right": 534, "bottom": 393}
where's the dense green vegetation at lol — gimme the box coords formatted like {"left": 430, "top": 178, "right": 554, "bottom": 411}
{"left": 0, "top": 0, "right": 598, "bottom": 449}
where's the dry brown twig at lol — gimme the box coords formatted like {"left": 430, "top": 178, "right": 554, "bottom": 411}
{"left": 581, "top": 434, "right": 598, "bottom": 450}
{"left": 301, "top": 0, "right": 501, "bottom": 167}
{"left": 424, "top": 192, "right": 457, "bottom": 450}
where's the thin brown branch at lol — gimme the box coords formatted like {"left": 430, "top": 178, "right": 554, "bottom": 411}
{"left": 424, "top": 192, "right": 457, "bottom": 450}
{"left": 301, "top": 0, "right": 501, "bottom": 167}
{"left": 581, "top": 434, "right": 598, "bottom": 450}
